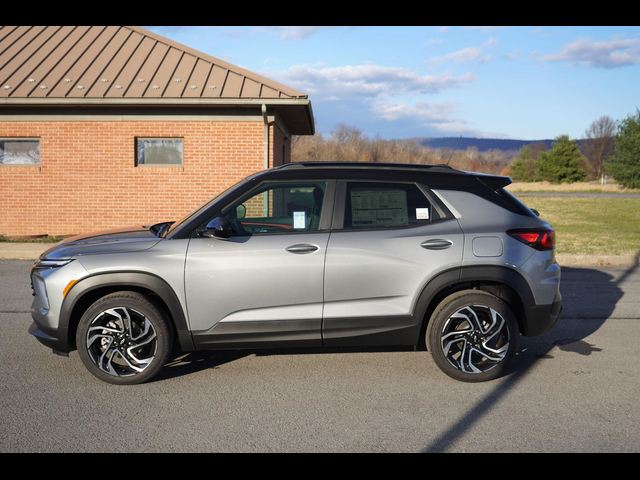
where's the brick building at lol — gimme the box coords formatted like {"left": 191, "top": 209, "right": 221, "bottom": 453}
{"left": 0, "top": 26, "right": 314, "bottom": 237}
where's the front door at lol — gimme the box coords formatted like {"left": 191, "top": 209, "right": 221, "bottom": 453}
{"left": 185, "top": 180, "right": 334, "bottom": 349}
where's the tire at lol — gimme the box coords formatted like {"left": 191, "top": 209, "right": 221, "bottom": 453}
{"left": 426, "top": 290, "right": 519, "bottom": 383}
{"left": 76, "top": 291, "right": 173, "bottom": 386}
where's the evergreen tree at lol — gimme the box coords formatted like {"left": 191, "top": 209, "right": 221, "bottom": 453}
{"left": 609, "top": 110, "right": 640, "bottom": 189}
{"left": 510, "top": 146, "right": 538, "bottom": 182}
{"left": 536, "top": 135, "right": 588, "bottom": 184}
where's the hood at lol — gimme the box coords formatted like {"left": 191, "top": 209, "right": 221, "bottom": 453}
{"left": 41, "top": 225, "right": 162, "bottom": 260}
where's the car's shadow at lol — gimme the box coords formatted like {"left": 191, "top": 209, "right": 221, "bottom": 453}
{"left": 153, "top": 262, "right": 634, "bottom": 442}
{"left": 421, "top": 262, "right": 635, "bottom": 452}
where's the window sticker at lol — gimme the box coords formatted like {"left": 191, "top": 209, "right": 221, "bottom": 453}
{"left": 351, "top": 189, "right": 408, "bottom": 227}
{"left": 416, "top": 208, "right": 430, "bottom": 220}
{"left": 293, "top": 211, "right": 307, "bottom": 229}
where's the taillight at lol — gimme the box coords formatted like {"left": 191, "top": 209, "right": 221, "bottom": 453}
{"left": 508, "top": 228, "right": 556, "bottom": 251}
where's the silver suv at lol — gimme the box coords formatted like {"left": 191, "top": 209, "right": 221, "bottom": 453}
{"left": 29, "top": 163, "right": 562, "bottom": 385}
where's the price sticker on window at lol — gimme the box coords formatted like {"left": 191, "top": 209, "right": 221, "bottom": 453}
{"left": 293, "top": 211, "right": 306, "bottom": 229}
{"left": 416, "top": 208, "right": 430, "bottom": 220}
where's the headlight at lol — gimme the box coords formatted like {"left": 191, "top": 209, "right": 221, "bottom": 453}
{"left": 32, "top": 259, "right": 74, "bottom": 270}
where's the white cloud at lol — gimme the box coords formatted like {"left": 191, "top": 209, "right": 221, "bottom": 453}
{"left": 431, "top": 36, "right": 499, "bottom": 65}
{"left": 464, "top": 26, "right": 508, "bottom": 34}
{"left": 424, "top": 38, "right": 444, "bottom": 46}
{"left": 375, "top": 100, "right": 461, "bottom": 122}
{"left": 270, "top": 64, "right": 475, "bottom": 100}
{"left": 267, "top": 63, "right": 477, "bottom": 135}
{"left": 502, "top": 49, "right": 523, "bottom": 60}
{"left": 432, "top": 47, "right": 487, "bottom": 65}
{"left": 374, "top": 99, "right": 506, "bottom": 138}
{"left": 255, "top": 26, "right": 357, "bottom": 41}
{"left": 541, "top": 38, "right": 640, "bottom": 68}
{"left": 484, "top": 36, "right": 500, "bottom": 48}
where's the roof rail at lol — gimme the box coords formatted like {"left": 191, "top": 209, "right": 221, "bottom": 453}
{"left": 277, "top": 162, "right": 458, "bottom": 171}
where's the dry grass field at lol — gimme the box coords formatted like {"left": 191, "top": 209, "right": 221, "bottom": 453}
{"left": 507, "top": 182, "right": 640, "bottom": 194}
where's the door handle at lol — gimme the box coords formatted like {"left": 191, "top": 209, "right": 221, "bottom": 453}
{"left": 286, "top": 244, "right": 319, "bottom": 254}
{"left": 421, "top": 239, "right": 453, "bottom": 250}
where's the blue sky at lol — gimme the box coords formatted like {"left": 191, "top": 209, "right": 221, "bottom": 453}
{"left": 145, "top": 26, "right": 640, "bottom": 140}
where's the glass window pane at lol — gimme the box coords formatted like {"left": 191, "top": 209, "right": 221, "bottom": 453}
{"left": 137, "top": 139, "right": 183, "bottom": 166}
{"left": 345, "top": 182, "right": 432, "bottom": 229}
{"left": 0, "top": 140, "right": 40, "bottom": 165}
{"left": 222, "top": 182, "right": 327, "bottom": 235}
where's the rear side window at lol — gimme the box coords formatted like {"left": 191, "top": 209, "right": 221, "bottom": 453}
{"left": 344, "top": 182, "right": 433, "bottom": 230}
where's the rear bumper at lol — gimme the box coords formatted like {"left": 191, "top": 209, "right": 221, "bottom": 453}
{"left": 524, "top": 293, "right": 563, "bottom": 338}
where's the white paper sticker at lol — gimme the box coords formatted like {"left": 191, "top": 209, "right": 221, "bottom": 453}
{"left": 293, "top": 211, "right": 306, "bottom": 229}
{"left": 416, "top": 208, "right": 430, "bottom": 220}
{"left": 351, "top": 189, "right": 409, "bottom": 227}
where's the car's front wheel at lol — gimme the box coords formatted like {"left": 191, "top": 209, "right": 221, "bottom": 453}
{"left": 426, "top": 290, "right": 519, "bottom": 383}
{"left": 76, "top": 292, "right": 173, "bottom": 385}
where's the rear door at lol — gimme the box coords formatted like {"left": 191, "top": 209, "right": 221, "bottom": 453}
{"left": 323, "top": 181, "right": 464, "bottom": 346}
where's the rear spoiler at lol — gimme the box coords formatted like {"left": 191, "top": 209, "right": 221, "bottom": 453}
{"left": 470, "top": 172, "right": 513, "bottom": 191}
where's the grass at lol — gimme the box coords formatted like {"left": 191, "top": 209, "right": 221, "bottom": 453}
{"left": 519, "top": 197, "right": 640, "bottom": 256}
{"left": 0, "top": 236, "right": 66, "bottom": 244}
{"left": 508, "top": 182, "right": 640, "bottom": 194}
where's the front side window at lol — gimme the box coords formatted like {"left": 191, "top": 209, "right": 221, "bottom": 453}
{"left": 344, "top": 182, "right": 433, "bottom": 230}
{"left": 222, "top": 182, "right": 327, "bottom": 235}
{"left": 137, "top": 138, "right": 183, "bottom": 166}
{"left": 0, "top": 139, "right": 40, "bottom": 165}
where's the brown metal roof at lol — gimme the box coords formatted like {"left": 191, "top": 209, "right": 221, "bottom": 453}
{"left": 0, "top": 26, "right": 308, "bottom": 101}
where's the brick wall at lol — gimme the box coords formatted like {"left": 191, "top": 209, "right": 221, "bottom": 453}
{"left": 0, "top": 120, "right": 265, "bottom": 236}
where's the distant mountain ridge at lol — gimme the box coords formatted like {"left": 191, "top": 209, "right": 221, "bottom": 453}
{"left": 411, "top": 137, "right": 556, "bottom": 158}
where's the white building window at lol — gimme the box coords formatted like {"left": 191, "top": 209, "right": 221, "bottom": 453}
{"left": 136, "top": 138, "right": 183, "bottom": 166}
{"left": 0, "top": 138, "right": 40, "bottom": 166}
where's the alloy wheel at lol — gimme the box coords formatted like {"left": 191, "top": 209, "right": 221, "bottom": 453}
{"left": 440, "top": 305, "right": 511, "bottom": 375}
{"left": 86, "top": 307, "right": 158, "bottom": 378}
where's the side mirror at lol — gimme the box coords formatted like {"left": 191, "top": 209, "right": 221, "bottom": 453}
{"left": 237, "top": 205, "right": 247, "bottom": 220}
{"left": 198, "top": 217, "right": 233, "bottom": 240}
{"left": 530, "top": 209, "right": 541, "bottom": 217}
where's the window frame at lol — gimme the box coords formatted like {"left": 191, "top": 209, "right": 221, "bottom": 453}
{"left": 197, "top": 179, "right": 337, "bottom": 238}
{"left": 0, "top": 137, "right": 41, "bottom": 167}
{"left": 135, "top": 137, "right": 184, "bottom": 167}
{"left": 331, "top": 180, "right": 451, "bottom": 232}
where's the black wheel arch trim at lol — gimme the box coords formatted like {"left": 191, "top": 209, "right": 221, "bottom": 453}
{"left": 60, "top": 271, "right": 195, "bottom": 353}
{"left": 413, "top": 265, "right": 540, "bottom": 341}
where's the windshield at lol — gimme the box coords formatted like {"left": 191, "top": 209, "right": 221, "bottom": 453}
{"left": 164, "top": 175, "right": 256, "bottom": 237}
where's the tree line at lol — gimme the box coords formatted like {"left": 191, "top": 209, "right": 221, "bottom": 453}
{"left": 291, "top": 124, "right": 512, "bottom": 176}
{"left": 291, "top": 110, "right": 640, "bottom": 188}
{"left": 498, "top": 110, "right": 640, "bottom": 188}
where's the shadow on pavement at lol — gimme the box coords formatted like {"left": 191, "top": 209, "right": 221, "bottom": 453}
{"left": 421, "top": 261, "right": 635, "bottom": 453}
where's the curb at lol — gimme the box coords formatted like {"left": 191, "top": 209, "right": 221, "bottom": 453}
{"left": 0, "top": 244, "right": 48, "bottom": 260}
{"left": 556, "top": 255, "right": 640, "bottom": 267}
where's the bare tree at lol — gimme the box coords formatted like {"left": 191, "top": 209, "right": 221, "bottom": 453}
{"left": 583, "top": 116, "right": 616, "bottom": 179}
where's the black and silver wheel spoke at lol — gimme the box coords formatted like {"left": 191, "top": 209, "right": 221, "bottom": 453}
{"left": 86, "top": 307, "right": 158, "bottom": 378}
{"left": 441, "top": 305, "right": 511, "bottom": 375}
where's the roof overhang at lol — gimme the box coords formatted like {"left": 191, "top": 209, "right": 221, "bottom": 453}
{"left": 0, "top": 98, "right": 315, "bottom": 135}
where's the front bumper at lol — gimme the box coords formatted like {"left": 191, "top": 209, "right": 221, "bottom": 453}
{"left": 524, "top": 293, "right": 563, "bottom": 338}
{"left": 28, "top": 320, "right": 69, "bottom": 355}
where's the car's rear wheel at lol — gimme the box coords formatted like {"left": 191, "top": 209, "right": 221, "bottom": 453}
{"left": 76, "top": 292, "right": 173, "bottom": 385}
{"left": 427, "top": 290, "right": 519, "bottom": 383}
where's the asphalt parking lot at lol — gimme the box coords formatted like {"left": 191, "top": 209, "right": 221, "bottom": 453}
{"left": 1, "top": 260, "right": 639, "bottom": 452}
